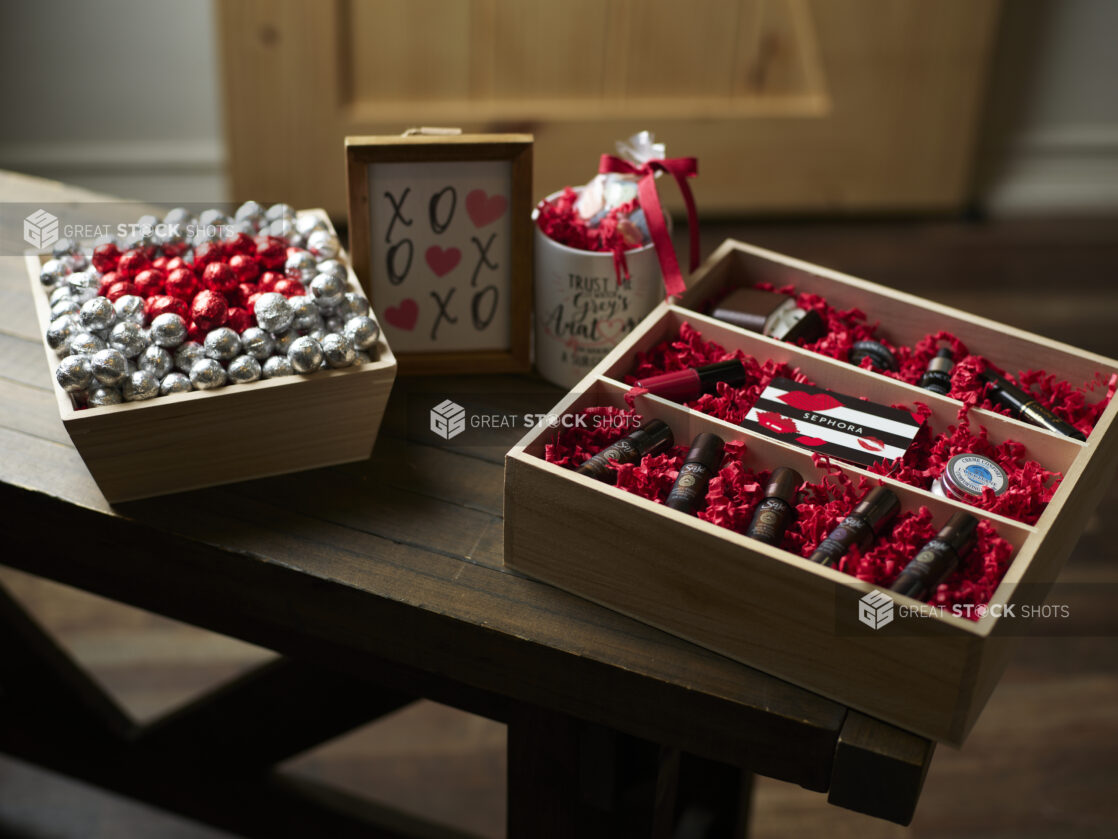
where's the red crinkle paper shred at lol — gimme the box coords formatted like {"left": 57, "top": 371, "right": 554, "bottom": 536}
{"left": 754, "top": 283, "right": 1114, "bottom": 437}
{"left": 538, "top": 291, "right": 1112, "bottom": 617}
{"left": 535, "top": 187, "right": 641, "bottom": 280}
{"left": 540, "top": 408, "right": 1015, "bottom": 617}
{"left": 622, "top": 317, "right": 1115, "bottom": 525}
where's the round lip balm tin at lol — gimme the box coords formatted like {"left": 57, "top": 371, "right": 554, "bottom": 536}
{"left": 931, "top": 453, "right": 1009, "bottom": 501}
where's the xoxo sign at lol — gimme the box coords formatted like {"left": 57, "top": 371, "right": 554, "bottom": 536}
{"left": 346, "top": 134, "right": 532, "bottom": 374}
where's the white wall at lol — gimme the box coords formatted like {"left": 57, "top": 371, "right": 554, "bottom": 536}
{"left": 0, "top": 0, "right": 1115, "bottom": 213}
{"left": 976, "top": 0, "right": 1118, "bottom": 213}
{"left": 0, "top": 0, "right": 227, "bottom": 203}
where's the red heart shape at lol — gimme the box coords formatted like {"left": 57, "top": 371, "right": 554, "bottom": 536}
{"left": 595, "top": 317, "right": 628, "bottom": 343}
{"left": 778, "top": 390, "right": 843, "bottom": 412}
{"left": 425, "top": 246, "right": 461, "bottom": 277}
{"left": 466, "top": 189, "right": 507, "bottom": 228}
{"left": 384, "top": 298, "right": 418, "bottom": 331}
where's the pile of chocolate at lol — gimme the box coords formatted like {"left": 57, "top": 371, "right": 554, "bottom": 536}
{"left": 39, "top": 202, "right": 381, "bottom": 407}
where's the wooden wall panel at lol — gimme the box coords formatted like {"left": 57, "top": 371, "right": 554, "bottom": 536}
{"left": 489, "top": 1, "right": 611, "bottom": 101}
{"left": 348, "top": 0, "right": 474, "bottom": 104}
{"left": 623, "top": 0, "right": 750, "bottom": 98}
{"left": 218, "top": 0, "right": 999, "bottom": 217}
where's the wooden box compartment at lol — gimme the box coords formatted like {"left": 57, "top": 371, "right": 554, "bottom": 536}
{"left": 504, "top": 240, "right": 1118, "bottom": 745}
{"left": 28, "top": 210, "right": 397, "bottom": 503}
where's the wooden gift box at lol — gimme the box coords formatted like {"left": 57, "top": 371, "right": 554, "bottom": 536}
{"left": 504, "top": 240, "right": 1118, "bottom": 745}
{"left": 27, "top": 210, "right": 397, "bottom": 503}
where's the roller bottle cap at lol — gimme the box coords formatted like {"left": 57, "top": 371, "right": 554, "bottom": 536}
{"left": 853, "top": 486, "right": 901, "bottom": 534}
{"left": 684, "top": 432, "right": 725, "bottom": 472}
{"left": 696, "top": 360, "right": 747, "bottom": 391}
{"left": 764, "top": 466, "right": 803, "bottom": 504}
{"left": 629, "top": 418, "right": 674, "bottom": 455}
{"left": 935, "top": 511, "right": 979, "bottom": 556}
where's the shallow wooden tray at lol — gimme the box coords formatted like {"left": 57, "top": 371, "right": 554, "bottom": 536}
{"left": 504, "top": 240, "right": 1118, "bottom": 745}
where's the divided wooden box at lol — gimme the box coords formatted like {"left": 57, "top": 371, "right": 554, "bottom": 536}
{"left": 504, "top": 239, "right": 1118, "bottom": 745}
{"left": 28, "top": 210, "right": 397, "bottom": 503}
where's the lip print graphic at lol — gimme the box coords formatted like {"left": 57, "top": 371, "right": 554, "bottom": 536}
{"left": 756, "top": 411, "right": 797, "bottom": 434}
{"left": 858, "top": 436, "right": 885, "bottom": 453}
{"left": 778, "top": 390, "right": 843, "bottom": 412}
{"left": 795, "top": 436, "right": 826, "bottom": 447}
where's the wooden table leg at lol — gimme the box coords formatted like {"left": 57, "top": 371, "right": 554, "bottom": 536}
{"left": 827, "top": 710, "right": 935, "bottom": 826}
{"left": 507, "top": 705, "right": 753, "bottom": 838}
{"left": 662, "top": 751, "right": 753, "bottom": 839}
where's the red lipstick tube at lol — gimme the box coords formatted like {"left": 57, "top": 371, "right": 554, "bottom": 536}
{"left": 636, "top": 360, "right": 746, "bottom": 401}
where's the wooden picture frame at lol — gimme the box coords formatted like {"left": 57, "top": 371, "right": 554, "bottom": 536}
{"left": 346, "top": 133, "right": 533, "bottom": 375}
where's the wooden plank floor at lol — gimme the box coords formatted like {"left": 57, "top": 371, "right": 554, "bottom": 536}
{"left": 2, "top": 217, "right": 1115, "bottom": 838}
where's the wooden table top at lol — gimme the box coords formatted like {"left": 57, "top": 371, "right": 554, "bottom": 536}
{"left": 0, "top": 171, "right": 931, "bottom": 824}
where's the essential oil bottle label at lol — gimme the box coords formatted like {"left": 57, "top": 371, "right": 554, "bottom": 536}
{"left": 905, "top": 543, "right": 949, "bottom": 582}
{"left": 812, "top": 516, "right": 872, "bottom": 564}
{"left": 577, "top": 438, "right": 640, "bottom": 482}
{"left": 747, "top": 498, "right": 791, "bottom": 544}
{"left": 602, "top": 439, "right": 635, "bottom": 462}
{"left": 665, "top": 463, "right": 713, "bottom": 513}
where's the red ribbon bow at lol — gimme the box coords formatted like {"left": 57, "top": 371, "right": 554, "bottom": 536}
{"left": 598, "top": 154, "right": 699, "bottom": 299}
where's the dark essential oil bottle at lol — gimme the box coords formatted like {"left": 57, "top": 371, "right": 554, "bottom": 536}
{"left": 745, "top": 466, "right": 803, "bottom": 545}
{"left": 664, "top": 433, "right": 725, "bottom": 514}
{"left": 919, "top": 347, "right": 955, "bottom": 395}
{"left": 575, "top": 418, "right": 674, "bottom": 484}
{"left": 809, "top": 485, "right": 901, "bottom": 567}
{"left": 891, "top": 511, "right": 979, "bottom": 600}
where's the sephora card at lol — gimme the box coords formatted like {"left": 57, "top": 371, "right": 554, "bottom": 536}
{"left": 742, "top": 377, "right": 923, "bottom": 467}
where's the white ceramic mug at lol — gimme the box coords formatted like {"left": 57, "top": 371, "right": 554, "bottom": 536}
{"left": 532, "top": 191, "right": 666, "bottom": 389}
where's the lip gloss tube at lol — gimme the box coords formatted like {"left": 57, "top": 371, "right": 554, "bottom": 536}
{"left": 635, "top": 360, "right": 746, "bottom": 402}
{"left": 980, "top": 370, "right": 1087, "bottom": 442}
{"left": 576, "top": 418, "right": 674, "bottom": 483}
{"left": 664, "top": 433, "right": 725, "bottom": 514}
{"left": 891, "top": 512, "right": 978, "bottom": 600}
{"left": 746, "top": 466, "right": 803, "bottom": 545}
{"left": 809, "top": 486, "right": 900, "bottom": 567}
